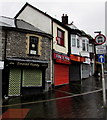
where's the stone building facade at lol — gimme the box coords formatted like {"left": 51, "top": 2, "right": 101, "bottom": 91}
{"left": 1, "top": 18, "right": 52, "bottom": 97}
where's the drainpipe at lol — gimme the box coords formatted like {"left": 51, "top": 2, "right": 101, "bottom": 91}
{"left": 3, "top": 29, "right": 8, "bottom": 98}
{"left": 51, "top": 19, "right": 54, "bottom": 89}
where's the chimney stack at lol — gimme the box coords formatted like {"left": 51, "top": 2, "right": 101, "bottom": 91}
{"left": 62, "top": 14, "right": 68, "bottom": 24}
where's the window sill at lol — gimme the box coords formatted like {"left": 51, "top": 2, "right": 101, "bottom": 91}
{"left": 57, "top": 44, "right": 65, "bottom": 48}
{"left": 27, "top": 54, "right": 40, "bottom": 57}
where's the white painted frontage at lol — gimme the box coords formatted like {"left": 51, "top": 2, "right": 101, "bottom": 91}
{"left": 80, "top": 36, "right": 91, "bottom": 79}
{"left": 70, "top": 34, "right": 91, "bottom": 79}
{"left": 53, "top": 22, "right": 68, "bottom": 54}
{"left": 16, "top": 6, "right": 52, "bottom": 34}
{"left": 70, "top": 34, "right": 82, "bottom": 55}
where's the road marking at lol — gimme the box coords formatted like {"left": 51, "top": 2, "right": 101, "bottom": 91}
{"left": 1, "top": 109, "right": 30, "bottom": 119}
{"left": 54, "top": 89, "right": 74, "bottom": 95}
{"left": 1, "top": 89, "right": 103, "bottom": 108}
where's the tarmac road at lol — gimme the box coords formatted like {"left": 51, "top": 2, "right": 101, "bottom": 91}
{"left": 1, "top": 76, "right": 107, "bottom": 120}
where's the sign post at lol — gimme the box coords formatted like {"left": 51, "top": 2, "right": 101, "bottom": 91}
{"left": 101, "top": 63, "right": 106, "bottom": 107}
{"left": 95, "top": 33, "right": 106, "bottom": 107}
{"left": 98, "top": 54, "right": 105, "bottom": 63}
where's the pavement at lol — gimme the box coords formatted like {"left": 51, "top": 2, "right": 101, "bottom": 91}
{"left": 1, "top": 76, "right": 107, "bottom": 120}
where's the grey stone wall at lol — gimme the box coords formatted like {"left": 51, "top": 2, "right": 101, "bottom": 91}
{"left": 0, "top": 29, "right": 5, "bottom": 60}
{"left": 2, "top": 30, "right": 52, "bottom": 81}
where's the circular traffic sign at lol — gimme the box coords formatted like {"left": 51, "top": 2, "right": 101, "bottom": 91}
{"left": 95, "top": 34, "right": 106, "bottom": 45}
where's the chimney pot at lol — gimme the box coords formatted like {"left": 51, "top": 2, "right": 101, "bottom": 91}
{"left": 62, "top": 14, "right": 68, "bottom": 24}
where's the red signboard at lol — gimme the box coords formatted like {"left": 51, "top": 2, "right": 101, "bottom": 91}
{"left": 70, "top": 55, "right": 85, "bottom": 62}
{"left": 80, "top": 57, "right": 86, "bottom": 62}
{"left": 53, "top": 52, "right": 71, "bottom": 64}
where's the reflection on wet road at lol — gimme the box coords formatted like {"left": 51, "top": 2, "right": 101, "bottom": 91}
{"left": 1, "top": 76, "right": 107, "bottom": 119}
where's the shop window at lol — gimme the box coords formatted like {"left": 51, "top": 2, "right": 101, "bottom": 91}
{"left": 56, "top": 28, "right": 64, "bottom": 46}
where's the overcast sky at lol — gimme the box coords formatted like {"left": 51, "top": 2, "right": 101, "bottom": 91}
{"left": 0, "top": 0, "right": 106, "bottom": 38}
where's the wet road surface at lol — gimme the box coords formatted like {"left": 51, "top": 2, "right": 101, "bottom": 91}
{"left": 1, "top": 76, "right": 107, "bottom": 119}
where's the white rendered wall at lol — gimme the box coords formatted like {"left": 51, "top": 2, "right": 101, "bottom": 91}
{"left": 17, "top": 6, "right": 52, "bottom": 34}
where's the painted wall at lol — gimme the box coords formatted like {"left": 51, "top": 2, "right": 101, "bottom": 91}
{"left": 80, "top": 37, "right": 90, "bottom": 57}
{"left": 70, "top": 34, "right": 82, "bottom": 55}
{"left": 53, "top": 22, "right": 68, "bottom": 54}
{"left": 17, "top": 6, "right": 52, "bottom": 34}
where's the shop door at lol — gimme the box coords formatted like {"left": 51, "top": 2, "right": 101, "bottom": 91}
{"left": 22, "top": 69, "right": 42, "bottom": 87}
{"left": 8, "top": 68, "right": 21, "bottom": 96}
{"left": 54, "top": 64, "right": 69, "bottom": 86}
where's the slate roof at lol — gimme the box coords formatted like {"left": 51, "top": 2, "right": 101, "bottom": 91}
{"left": 0, "top": 16, "right": 52, "bottom": 38}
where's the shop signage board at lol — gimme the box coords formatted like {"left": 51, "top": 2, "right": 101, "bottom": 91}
{"left": 70, "top": 54, "right": 85, "bottom": 62}
{"left": 53, "top": 52, "right": 71, "bottom": 64}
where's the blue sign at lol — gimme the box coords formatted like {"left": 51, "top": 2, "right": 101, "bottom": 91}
{"left": 98, "top": 54, "right": 105, "bottom": 63}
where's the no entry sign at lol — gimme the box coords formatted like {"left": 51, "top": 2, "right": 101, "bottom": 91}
{"left": 95, "top": 34, "right": 106, "bottom": 45}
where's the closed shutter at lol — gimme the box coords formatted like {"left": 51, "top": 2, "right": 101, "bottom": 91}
{"left": 22, "top": 69, "right": 42, "bottom": 87}
{"left": 54, "top": 64, "right": 69, "bottom": 86}
{"left": 82, "top": 64, "right": 90, "bottom": 78}
{"left": 70, "top": 63, "right": 81, "bottom": 81}
{"left": 8, "top": 68, "right": 21, "bottom": 96}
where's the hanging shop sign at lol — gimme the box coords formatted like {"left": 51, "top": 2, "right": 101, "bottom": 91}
{"left": 53, "top": 52, "right": 71, "bottom": 64}
{"left": 95, "top": 34, "right": 106, "bottom": 45}
{"left": 70, "top": 54, "right": 85, "bottom": 62}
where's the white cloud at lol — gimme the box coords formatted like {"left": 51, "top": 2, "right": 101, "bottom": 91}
{"left": 0, "top": 0, "right": 105, "bottom": 37}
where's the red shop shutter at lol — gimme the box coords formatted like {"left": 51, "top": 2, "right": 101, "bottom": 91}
{"left": 54, "top": 64, "right": 69, "bottom": 86}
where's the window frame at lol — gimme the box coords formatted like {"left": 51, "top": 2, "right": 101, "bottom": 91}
{"left": 82, "top": 39, "right": 86, "bottom": 51}
{"left": 77, "top": 38, "right": 80, "bottom": 48}
{"left": 71, "top": 35, "right": 76, "bottom": 47}
{"left": 29, "top": 36, "right": 39, "bottom": 55}
{"left": 82, "top": 39, "right": 89, "bottom": 51}
{"left": 56, "top": 28, "right": 65, "bottom": 47}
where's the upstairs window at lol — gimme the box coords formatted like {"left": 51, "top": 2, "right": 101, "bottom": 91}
{"left": 82, "top": 40, "right": 86, "bottom": 51}
{"left": 56, "top": 28, "right": 64, "bottom": 46}
{"left": 29, "top": 36, "right": 38, "bottom": 55}
{"left": 82, "top": 39, "right": 89, "bottom": 51}
{"left": 71, "top": 35, "right": 76, "bottom": 47}
{"left": 77, "top": 39, "right": 80, "bottom": 48}
{"left": 87, "top": 41, "right": 89, "bottom": 52}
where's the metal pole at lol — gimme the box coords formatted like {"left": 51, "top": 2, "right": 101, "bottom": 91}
{"left": 101, "top": 63, "right": 106, "bottom": 107}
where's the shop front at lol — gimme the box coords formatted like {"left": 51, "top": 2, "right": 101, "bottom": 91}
{"left": 81, "top": 58, "right": 90, "bottom": 79}
{"left": 53, "top": 51, "right": 71, "bottom": 86}
{"left": 3, "top": 58, "right": 48, "bottom": 97}
{"left": 70, "top": 54, "right": 85, "bottom": 81}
